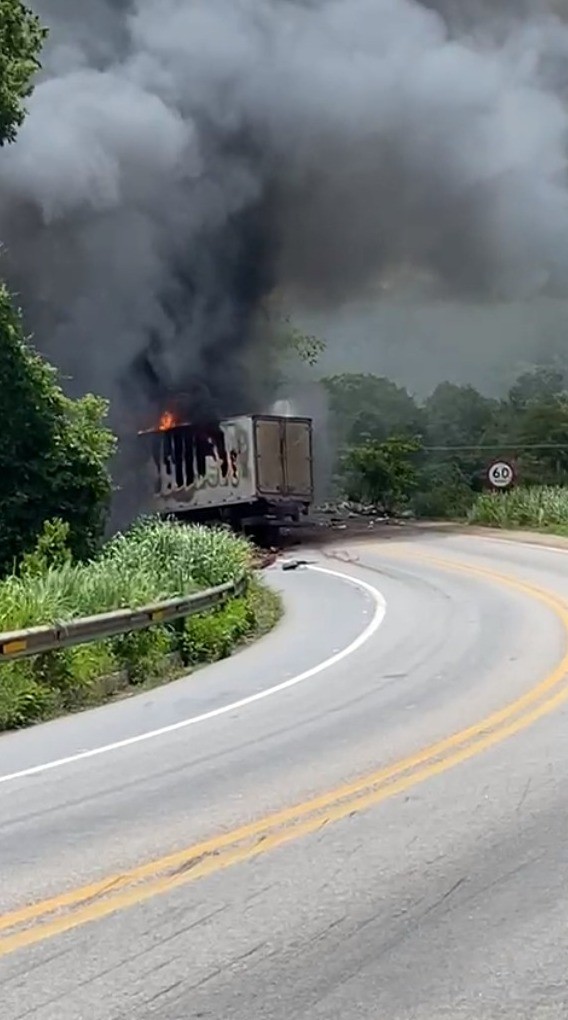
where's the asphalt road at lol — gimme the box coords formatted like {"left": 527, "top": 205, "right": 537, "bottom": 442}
{"left": 2, "top": 529, "right": 568, "bottom": 1019}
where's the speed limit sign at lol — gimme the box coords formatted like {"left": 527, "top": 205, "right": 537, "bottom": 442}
{"left": 487, "top": 460, "right": 515, "bottom": 489}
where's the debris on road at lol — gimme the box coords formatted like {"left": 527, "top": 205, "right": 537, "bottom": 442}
{"left": 308, "top": 501, "right": 413, "bottom": 532}
{"left": 252, "top": 548, "right": 280, "bottom": 570}
{"left": 251, "top": 503, "right": 417, "bottom": 566}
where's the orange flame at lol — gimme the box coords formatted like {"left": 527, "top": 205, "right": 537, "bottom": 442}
{"left": 157, "top": 410, "right": 177, "bottom": 431}
{"left": 137, "top": 408, "right": 186, "bottom": 436}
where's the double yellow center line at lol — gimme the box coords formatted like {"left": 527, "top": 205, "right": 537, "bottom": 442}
{"left": 1, "top": 552, "right": 567, "bottom": 958}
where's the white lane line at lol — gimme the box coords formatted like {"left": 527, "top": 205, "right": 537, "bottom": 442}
{"left": 0, "top": 565, "right": 386, "bottom": 786}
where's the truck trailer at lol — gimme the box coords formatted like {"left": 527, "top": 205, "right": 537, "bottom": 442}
{"left": 141, "top": 413, "right": 314, "bottom": 540}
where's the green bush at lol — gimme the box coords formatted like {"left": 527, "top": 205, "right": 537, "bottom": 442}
{"left": 342, "top": 436, "right": 422, "bottom": 512}
{"left": 181, "top": 580, "right": 282, "bottom": 666}
{"left": 0, "top": 285, "right": 116, "bottom": 576}
{"left": 0, "top": 522, "right": 280, "bottom": 730}
{"left": 20, "top": 518, "right": 73, "bottom": 578}
{"left": 412, "top": 463, "right": 476, "bottom": 520}
{"left": 112, "top": 627, "right": 173, "bottom": 686}
{"left": 181, "top": 598, "right": 252, "bottom": 666}
{"left": 0, "top": 642, "right": 120, "bottom": 728}
{"left": 0, "top": 663, "right": 56, "bottom": 730}
{"left": 33, "top": 642, "right": 118, "bottom": 710}
{"left": 469, "top": 486, "right": 568, "bottom": 530}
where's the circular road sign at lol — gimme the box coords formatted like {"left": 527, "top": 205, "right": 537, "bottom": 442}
{"left": 487, "top": 459, "right": 515, "bottom": 490}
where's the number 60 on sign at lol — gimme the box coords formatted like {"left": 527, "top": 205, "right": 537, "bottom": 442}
{"left": 487, "top": 460, "right": 515, "bottom": 489}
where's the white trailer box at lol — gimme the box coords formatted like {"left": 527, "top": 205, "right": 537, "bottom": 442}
{"left": 144, "top": 414, "right": 313, "bottom": 519}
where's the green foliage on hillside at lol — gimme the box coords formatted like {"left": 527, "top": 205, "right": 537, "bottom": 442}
{"left": 323, "top": 373, "right": 425, "bottom": 445}
{"left": 325, "top": 367, "right": 568, "bottom": 517}
{"left": 342, "top": 436, "right": 422, "bottom": 512}
{"left": 0, "top": 287, "right": 116, "bottom": 575}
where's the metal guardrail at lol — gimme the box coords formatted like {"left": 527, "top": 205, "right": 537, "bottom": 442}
{"left": 0, "top": 576, "right": 247, "bottom": 663}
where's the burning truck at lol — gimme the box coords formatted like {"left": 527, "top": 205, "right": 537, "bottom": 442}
{"left": 139, "top": 411, "right": 314, "bottom": 541}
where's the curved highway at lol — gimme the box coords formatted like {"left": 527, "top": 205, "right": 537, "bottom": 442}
{"left": 2, "top": 528, "right": 568, "bottom": 1019}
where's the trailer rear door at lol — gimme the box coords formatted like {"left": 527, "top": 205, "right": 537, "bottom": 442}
{"left": 254, "top": 416, "right": 313, "bottom": 499}
{"left": 254, "top": 417, "right": 284, "bottom": 494}
{"left": 283, "top": 418, "right": 313, "bottom": 497}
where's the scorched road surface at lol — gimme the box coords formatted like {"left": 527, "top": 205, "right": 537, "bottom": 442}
{"left": 2, "top": 530, "right": 568, "bottom": 1019}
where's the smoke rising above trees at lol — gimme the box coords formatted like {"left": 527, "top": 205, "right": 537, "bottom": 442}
{"left": 2, "top": 0, "right": 568, "bottom": 425}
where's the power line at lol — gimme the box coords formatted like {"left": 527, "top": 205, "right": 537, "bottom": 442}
{"left": 423, "top": 443, "right": 568, "bottom": 451}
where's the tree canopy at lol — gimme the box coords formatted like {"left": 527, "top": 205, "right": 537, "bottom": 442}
{"left": 423, "top": 382, "right": 497, "bottom": 450}
{"left": 323, "top": 373, "right": 425, "bottom": 446}
{"left": 324, "top": 367, "right": 568, "bottom": 517}
{"left": 0, "top": 285, "right": 116, "bottom": 575}
{"left": 342, "top": 436, "right": 422, "bottom": 512}
{"left": 0, "top": 0, "right": 46, "bottom": 146}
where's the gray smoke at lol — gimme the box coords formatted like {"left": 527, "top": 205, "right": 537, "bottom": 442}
{"left": 2, "top": 0, "right": 568, "bottom": 426}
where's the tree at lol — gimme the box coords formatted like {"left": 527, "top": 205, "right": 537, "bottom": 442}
{"left": 342, "top": 436, "right": 422, "bottom": 511}
{"left": 511, "top": 396, "right": 568, "bottom": 484}
{"left": 420, "top": 382, "right": 499, "bottom": 496}
{"left": 485, "top": 368, "right": 568, "bottom": 485}
{"left": 411, "top": 461, "right": 476, "bottom": 520}
{"left": 0, "top": 286, "right": 116, "bottom": 574}
{"left": 326, "top": 361, "right": 568, "bottom": 519}
{"left": 0, "top": 0, "right": 46, "bottom": 146}
{"left": 248, "top": 307, "right": 326, "bottom": 408}
{"left": 424, "top": 382, "right": 497, "bottom": 449}
{"left": 323, "top": 374, "right": 425, "bottom": 447}
{"left": 508, "top": 367, "right": 565, "bottom": 411}
{"left": 52, "top": 391, "right": 118, "bottom": 556}
{"left": 278, "top": 317, "right": 326, "bottom": 367}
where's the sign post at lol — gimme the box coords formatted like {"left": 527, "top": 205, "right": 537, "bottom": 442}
{"left": 487, "top": 459, "right": 515, "bottom": 491}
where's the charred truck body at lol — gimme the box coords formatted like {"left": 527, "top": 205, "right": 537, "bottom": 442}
{"left": 141, "top": 414, "right": 314, "bottom": 540}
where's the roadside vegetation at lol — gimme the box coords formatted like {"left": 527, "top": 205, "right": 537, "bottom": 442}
{"left": 0, "top": 520, "right": 281, "bottom": 731}
{"left": 468, "top": 487, "right": 568, "bottom": 533}
{"left": 324, "top": 367, "right": 568, "bottom": 526}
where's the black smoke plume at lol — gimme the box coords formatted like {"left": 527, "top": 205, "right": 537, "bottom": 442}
{"left": 2, "top": 0, "right": 568, "bottom": 431}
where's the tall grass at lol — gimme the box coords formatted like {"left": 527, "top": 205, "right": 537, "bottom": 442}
{"left": 0, "top": 521, "right": 276, "bottom": 732}
{"left": 469, "top": 486, "right": 568, "bottom": 531}
{"left": 0, "top": 520, "right": 252, "bottom": 631}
